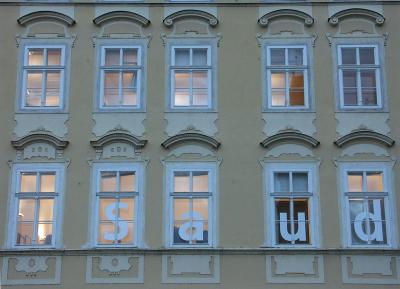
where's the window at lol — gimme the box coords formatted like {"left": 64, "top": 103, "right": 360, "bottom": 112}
{"left": 9, "top": 164, "right": 64, "bottom": 248}
{"left": 99, "top": 46, "right": 142, "bottom": 109}
{"left": 21, "top": 46, "right": 65, "bottom": 109}
{"left": 93, "top": 163, "right": 143, "bottom": 247}
{"left": 337, "top": 45, "right": 382, "bottom": 108}
{"left": 265, "top": 163, "right": 318, "bottom": 247}
{"left": 166, "top": 163, "right": 216, "bottom": 247}
{"left": 266, "top": 46, "right": 309, "bottom": 109}
{"left": 170, "top": 46, "right": 212, "bottom": 109}
{"left": 340, "top": 163, "right": 394, "bottom": 247}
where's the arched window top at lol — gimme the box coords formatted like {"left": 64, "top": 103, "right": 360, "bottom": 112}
{"left": 11, "top": 132, "right": 69, "bottom": 150}
{"left": 90, "top": 130, "right": 147, "bottom": 150}
{"left": 328, "top": 8, "right": 385, "bottom": 26}
{"left": 17, "top": 11, "right": 76, "bottom": 26}
{"left": 334, "top": 129, "right": 394, "bottom": 148}
{"left": 163, "top": 9, "right": 219, "bottom": 27}
{"left": 258, "top": 9, "right": 314, "bottom": 27}
{"left": 162, "top": 133, "right": 220, "bottom": 150}
{"left": 260, "top": 130, "right": 320, "bottom": 148}
{"left": 93, "top": 11, "right": 150, "bottom": 27}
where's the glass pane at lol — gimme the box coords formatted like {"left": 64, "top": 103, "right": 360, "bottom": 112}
{"left": 105, "top": 49, "right": 120, "bottom": 66}
{"left": 292, "top": 173, "right": 308, "bottom": 192}
{"left": 104, "top": 72, "right": 119, "bottom": 106}
{"left": 18, "top": 199, "right": 35, "bottom": 221}
{"left": 122, "top": 72, "right": 137, "bottom": 105}
{"left": 193, "top": 71, "right": 208, "bottom": 88}
{"left": 289, "top": 90, "right": 304, "bottom": 106}
{"left": 173, "top": 199, "right": 190, "bottom": 244}
{"left": 38, "top": 199, "right": 54, "bottom": 221}
{"left": 349, "top": 198, "right": 364, "bottom": 221}
{"left": 174, "top": 198, "right": 190, "bottom": 221}
{"left": 193, "top": 198, "right": 208, "bottom": 221}
{"left": 123, "top": 89, "right": 137, "bottom": 106}
{"left": 120, "top": 172, "right": 135, "bottom": 192}
{"left": 347, "top": 172, "right": 363, "bottom": 192}
{"left": 119, "top": 198, "right": 135, "bottom": 220}
{"left": 99, "top": 198, "right": 117, "bottom": 221}
{"left": 274, "top": 173, "right": 289, "bottom": 192}
{"left": 351, "top": 220, "right": 368, "bottom": 245}
{"left": 28, "top": 49, "right": 44, "bottom": 66}
{"left": 20, "top": 173, "right": 37, "bottom": 192}
{"left": 45, "top": 72, "right": 60, "bottom": 106}
{"left": 175, "top": 72, "right": 190, "bottom": 88}
{"left": 98, "top": 222, "right": 115, "bottom": 244}
{"left": 193, "top": 49, "right": 208, "bottom": 66}
{"left": 47, "top": 49, "right": 62, "bottom": 66}
{"left": 361, "top": 70, "right": 376, "bottom": 88}
{"left": 123, "top": 49, "right": 137, "bottom": 65}
{"left": 37, "top": 223, "right": 52, "bottom": 245}
{"left": 359, "top": 47, "right": 375, "bottom": 65}
{"left": 122, "top": 71, "right": 136, "bottom": 88}
{"left": 100, "top": 172, "right": 117, "bottom": 192}
{"left": 270, "top": 48, "right": 285, "bottom": 65}
{"left": 26, "top": 72, "right": 42, "bottom": 106}
{"left": 289, "top": 71, "right": 304, "bottom": 88}
{"left": 341, "top": 48, "right": 357, "bottom": 64}
{"left": 362, "top": 89, "right": 377, "bottom": 106}
{"left": 288, "top": 48, "right": 303, "bottom": 65}
{"left": 193, "top": 89, "right": 208, "bottom": 106}
{"left": 271, "top": 72, "right": 285, "bottom": 88}
{"left": 17, "top": 223, "right": 34, "bottom": 245}
{"left": 293, "top": 199, "right": 309, "bottom": 221}
{"left": 275, "top": 199, "right": 290, "bottom": 244}
{"left": 366, "top": 172, "right": 383, "bottom": 192}
{"left": 174, "top": 90, "right": 190, "bottom": 106}
{"left": 40, "top": 173, "right": 56, "bottom": 192}
{"left": 175, "top": 49, "right": 190, "bottom": 65}
{"left": 342, "top": 70, "right": 357, "bottom": 87}
{"left": 288, "top": 71, "right": 304, "bottom": 106}
{"left": 174, "top": 172, "right": 190, "bottom": 192}
{"left": 271, "top": 90, "right": 285, "bottom": 106}
{"left": 193, "top": 171, "right": 208, "bottom": 192}
{"left": 193, "top": 199, "right": 208, "bottom": 244}
{"left": 118, "top": 222, "right": 134, "bottom": 244}
{"left": 343, "top": 88, "right": 358, "bottom": 106}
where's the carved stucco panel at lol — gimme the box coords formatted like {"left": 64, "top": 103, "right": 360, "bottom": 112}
{"left": 165, "top": 113, "right": 218, "bottom": 137}
{"left": 14, "top": 114, "right": 69, "bottom": 138}
{"left": 92, "top": 113, "right": 145, "bottom": 137}
{"left": 335, "top": 112, "right": 390, "bottom": 137}
{"left": 262, "top": 113, "right": 316, "bottom": 137}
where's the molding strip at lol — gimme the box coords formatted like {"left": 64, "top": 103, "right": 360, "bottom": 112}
{"left": 260, "top": 130, "right": 320, "bottom": 148}
{"left": 93, "top": 11, "right": 150, "bottom": 27}
{"left": 334, "top": 129, "right": 394, "bottom": 147}
{"left": 328, "top": 8, "right": 385, "bottom": 26}
{"left": 17, "top": 11, "right": 76, "bottom": 26}
{"left": 258, "top": 9, "right": 314, "bottom": 27}
{"left": 90, "top": 130, "right": 147, "bottom": 150}
{"left": 163, "top": 9, "right": 218, "bottom": 27}
{"left": 11, "top": 132, "right": 69, "bottom": 150}
{"left": 162, "top": 133, "right": 220, "bottom": 150}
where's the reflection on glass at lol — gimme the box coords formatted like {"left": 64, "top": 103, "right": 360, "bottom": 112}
{"left": 193, "top": 49, "right": 208, "bottom": 66}
{"left": 341, "top": 48, "right": 357, "bottom": 64}
{"left": 105, "top": 49, "right": 120, "bottom": 66}
{"left": 40, "top": 173, "right": 56, "bottom": 192}
{"left": 100, "top": 172, "right": 117, "bottom": 192}
{"left": 26, "top": 72, "right": 43, "bottom": 106}
{"left": 366, "top": 172, "right": 383, "bottom": 192}
{"left": 47, "top": 49, "right": 61, "bottom": 66}
{"left": 347, "top": 172, "right": 363, "bottom": 192}
{"left": 270, "top": 48, "right": 285, "bottom": 65}
{"left": 175, "top": 49, "right": 190, "bottom": 66}
{"left": 20, "top": 173, "right": 37, "bottom": 192}
{"left": 174, "top": 172, "right": 190, "bottom": 192}
{"left": 28, "top": 49, "right": 44, "bottom": 66}
{"left": 274, "top": 173, "right": 289, "bottom": 192}
{"left": 193, "top": 172, "right": 208, "bottom": 192}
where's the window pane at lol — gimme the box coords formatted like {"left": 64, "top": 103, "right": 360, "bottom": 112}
{"left": 342, "top": 70, "right": 357, "bottom": 87}
{"left": 28, "top": 49, "right": 44, "bottom": 66}
{"left": 362, "top": 89, "right": 377, "bottom": 106}
{"left": 289, "top": 71, "right": 304, "bottom": 88}
{"left": 173, "top": 198, "right": 190, "bottom": 244}
{"left": 175, "top": 72, "right": 190, "bottom": 88}
{"left": 37, "top": 223, "right": 52, "bottom": 245}
{"left": 193, "top": 171, "right": 208, "bottom": 192}
{"left": 347, "top": 172, "right": 363, "bottom": 192}
{"left": 122, "top": 72, "right": 137, "bottom": 106}
{"left": 343, "top": 88, "right": 358, "bottom": 106}
{"left": 293, "top": 199, "right": 310, "bottom": 244}
{"left": 120, "top": 172, "right": 135, "bottom": 192}
{"left": 359, "top": 47, "right": 375, "bottom": 65}
{"left": 361, "top": 70, "right": 376, "bottom": 88}
{"left": 274, "top": 173, "right": 289, "bottom": 192}
{"left": 288, "top": 71, "right": 304, "bottom": 106}
{"left": 38, "top": 199, "right": 54, "bottom": 221}
{"left": 349, "top": 198, "right": 364, "bottom": 220}
{"left": 26, "top": 72, "right": 43, "bottom": 106}
{"left": 104, "top": 72, "right": 119, "bottom": 106}
{"left": 271, "top": 72, "right": 285, "bottom": 88}
{"left": 105, "top": 49, "right": 120, "bottom": 66}
{"left": 193, "top": 71, "right": 208, "bottom": 88}
{"left": 17, "top": 223, "right": 34, "bottom": 245}
{"left": 289, "top": 90, "right": 304, "bottom": 106}
{"left": 275, "top": 199, "right": 291, "bottom": 244}
{"left": 366, "top": 172, "right": 383, "bottom": 192}
{"left": 292, "top": 173, "right": 308, "bottom": 192}
{"left": 193, "top": 89, "right": 208, "bottom": 106}
{"left": 271, "top": 90, "right": 285, "bottom": 106}
{"left": 40, "top": 173, "right": 56, "bottom": 192}
{"left": 193, "top": 198, "right": 209, "bottom": 244}
{"left": 175, "top": 49, "right": 190, "bottom": 65}
{"left": 99, "top": 198, "right": 117, "bottom": 221}
{"left": 122, "top": 71, "right": 136, "bottom": 88}
{"left": 118, "top": 222, "right": 134, "bottom": 244}
{"left": 47, "top": 49, "right": 62, "bottom": 66}
{"left": 123, "top": 49, "right": 137, "bottom": 65}
{"left": 288, "top": 48, "right": 303, "bottom": 65}
{"left": 341, "top": 48, "right": 357, "bottom": 64}
{"left": 368, "top": 198, "right": 386, "bottom": 244}
{"left": 18, "top": 199, "right": 35, "bottom": 221}
{"left": 193, "top": 49, "right": 208, "bottom": 66}
{"left": 174, "top": 172, "right": 190, "bottom": 192}
{"left": 100, "top": 172, "right": 117, "bottom": 192}
{"left": 174, "top": 198, "right": 190, "bottom": 221}
{"left": 20, "top": 173, "right": 37, "bottom": 192}
{"left": 98, "top": 222, "right": 115, "bottom": 244}
{"left": 174, "top": 90, "right": 190, "bottom": 106}
{"left": 45, "top": 72, "right": 60, "bottom": 106}
{"left": 270, "top": 48, "right": 285, "bottom": 65}
{"left": 119, "top": 198, "right": 135, "bottom": 220}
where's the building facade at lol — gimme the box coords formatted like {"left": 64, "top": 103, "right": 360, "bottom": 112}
{"left": 0, "top": 0, "right": 399, "bottom": 288}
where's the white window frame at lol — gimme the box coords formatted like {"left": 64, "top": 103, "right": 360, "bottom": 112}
{"left": 165, "top": 162, "right": 217, "bottom": 248}
{"left": 20, "top": 45, "right": 66, "bottom": 110}
{"left": 265, "top": 45, "right": 310, "bottom": 110}
{"left": 338, "top": 162, "right": 396, "bottom": 248}
{"left": 169, "top": 45, "right": 213, "bottom": 110}
{"left": 7, "top": 163, "right": 65, "bottom": 249}
{"left": 337, "top": 44, "right": 382, "bottom": 109}
{"left": 264, "top": 162, "right": 320, "bottom": 248}
{"left": 98, "top": 45, "right": 143, "bottom": 110}
{"left": 91, "top": 163, "right": 144, "bottom": 248}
